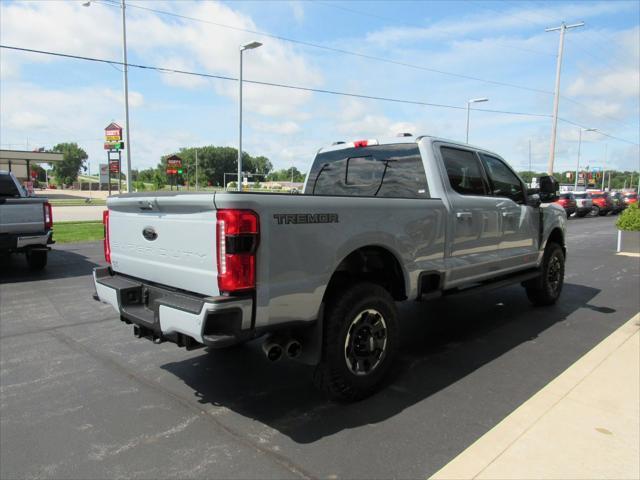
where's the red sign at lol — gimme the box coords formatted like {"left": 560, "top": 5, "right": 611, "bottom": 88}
{"left": 166, "top": 169, "right": 177, "bottom": 174}
{"left": 167, "top": 156, "right": 182, "bottom": 168}
{"left": 105, "top": 122, "right": 123, "bottom": 138}
{"left": 31, "top": 170, "right": 37, "bottom": 178}
{"left": 109, "top": 160, "right": 120, "bottom": 173}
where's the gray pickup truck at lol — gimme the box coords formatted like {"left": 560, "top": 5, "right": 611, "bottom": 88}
{"left": 0, "top": 171, "right": 53, "bottom": 270}
{"left": 93, "top": 135, "right": 566, "bottom": 400}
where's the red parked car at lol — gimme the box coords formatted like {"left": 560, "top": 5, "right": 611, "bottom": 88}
{"left": 623, "top": 192, "right": 638, "bottom": 205}
{"left": 554, "top": 193, "right": 577, "bottom": 217}
{"left": 588, "top": 191, "right": 613, "bottom": 216}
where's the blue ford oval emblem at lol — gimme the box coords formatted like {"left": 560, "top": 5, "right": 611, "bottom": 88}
{"left": 142, "top": 227, "right": 157, "bottom": 241}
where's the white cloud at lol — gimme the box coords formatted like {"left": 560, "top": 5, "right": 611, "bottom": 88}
{"left": 0, "top": 82, "right": 176, "bottom": 170}
{"left": 251, "top": 120, "right": 301, "bottom": 135}
{"left": 7, "top": 111, "right": 49, "bottom": 130}
{"left": 288, "top": 1, "right": 305, "bottom": 24}
{"left": 365, "top": 1, "right": 635, "bottom": 47}
{"left": 0, "top": 1, "right": 121, "bottom": 61}
{"left": 124, "top": 1, "right": 321, "bottom": 117}
{"left": 103, "top": 89, "right": 145, "bottom": 108}
{"left": 0, "top": 0, "right": 322, "bottom": 119}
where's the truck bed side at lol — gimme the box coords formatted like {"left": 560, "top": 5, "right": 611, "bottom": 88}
{"left": 213, "top": 192, "right": 447, "bottom": 328}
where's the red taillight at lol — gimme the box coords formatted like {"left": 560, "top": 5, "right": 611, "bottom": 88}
{"left": 216, "top": 209, "right": 259, "bottom": 293}
{"left": 43, "top": 202, "right": 53, "bottom": 230}
{"left": 353, "top": 140, "right": 368, "bottom": 148}
{"left": 103, "top": 210, "right": 111, "bottom": 264}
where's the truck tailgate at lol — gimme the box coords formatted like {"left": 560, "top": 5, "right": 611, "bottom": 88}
{"left": 107, "top": 194, "right": 219, "bottom": 296}
{"left": 0, "top": 198, "right": 45, "bottom": 234}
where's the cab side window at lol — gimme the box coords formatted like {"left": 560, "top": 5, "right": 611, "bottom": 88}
{"left": 479, "top": 154, "right": 525, "bottom": 204}
{"left": 440, "top": 146, "right": 487, "bottom": 196}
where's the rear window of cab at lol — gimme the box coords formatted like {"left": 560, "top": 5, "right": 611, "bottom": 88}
{"left": 305, "top": 144, "right": 429, "bottom": 199}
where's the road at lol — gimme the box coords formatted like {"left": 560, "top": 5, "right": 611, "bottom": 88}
{"left": 53, "top": 205, "right": 106, "bottom": 222}
{"left": 1, "top": 216, "right": 638, "bottom": 479}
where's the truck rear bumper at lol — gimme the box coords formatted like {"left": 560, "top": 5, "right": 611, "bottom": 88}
{"left": 0, "top": 231, "right": 53, "bottom": 251}
{"left": 93, "top": 267, "right": 254, "bottom": 349}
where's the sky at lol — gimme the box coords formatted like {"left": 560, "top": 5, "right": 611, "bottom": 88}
{"left": 1, "top": 0, "right": 639, "bottom": 177}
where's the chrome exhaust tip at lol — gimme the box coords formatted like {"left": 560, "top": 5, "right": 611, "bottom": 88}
{"left": 262, "top": 340, "right": 283, "bottom": 362}
{"left": 285, "top": 339, "right": 302, "bottom": 359}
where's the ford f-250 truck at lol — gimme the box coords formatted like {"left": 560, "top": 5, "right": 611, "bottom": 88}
{"left": 0, "top": 170, "right": 53, "bottom": 270}
{"left": 93, "top": 135, "right": 565, "bottom": 400}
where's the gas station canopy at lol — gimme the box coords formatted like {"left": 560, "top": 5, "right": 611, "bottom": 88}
{"left": 0, "top": 149, "right": 64, "bottom": 181}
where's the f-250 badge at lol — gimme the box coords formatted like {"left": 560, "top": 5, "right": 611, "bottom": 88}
{"left": 273, "top": 213, "right": 339, "bottom": 225}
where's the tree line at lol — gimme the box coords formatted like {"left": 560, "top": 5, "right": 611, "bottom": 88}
{"left": 42, "top": 142, "right": 637, "bottom": 191}
{"left": 132, "top": 146, "right": 305, "bottom": 189}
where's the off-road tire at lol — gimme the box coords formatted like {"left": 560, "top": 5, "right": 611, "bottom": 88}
{"left": 313, "top": 282, "right": 398, "bottom": 402}
{"left": 524, "top": 242, "right": 564, "bottom": 306}
{"left": 589, "top": 206, "right": 600, "bottom": 217}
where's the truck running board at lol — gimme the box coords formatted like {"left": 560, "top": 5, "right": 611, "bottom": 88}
{"left": 424, "top": 268, "right": 541, "bottom": 300}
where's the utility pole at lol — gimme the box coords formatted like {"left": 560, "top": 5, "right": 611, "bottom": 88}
{"left": 601, "top": 143, "right": 608, "bottom": 190}
{"left": 545, "top": 21, "right": 585, "bottom": 175}
{"left": 528, "top": 140, "right": 532, "bottom": 187}
{"left": 574, "top": 128, "right": 596, "bottom": 190}
{"left": 195, "top": 149, "right": 199, "bottom": 191}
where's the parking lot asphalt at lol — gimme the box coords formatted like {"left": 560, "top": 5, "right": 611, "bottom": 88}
{"left": 1, "top": 216, "right": 639, "bottom": 479}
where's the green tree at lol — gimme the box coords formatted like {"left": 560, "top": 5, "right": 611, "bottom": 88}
{"left": 152, "top": 170, "right": 166, "bottom": 191}
{"left": 158, "top": 146, "right": 273, "bottom": 189}
{"left": 267, "top": 167, "right": 305, "bottom": 183}
{"left": 137, "top": 168, "right": 156, "bottom": 183}
{"left": 52, "top": 143, "right": 88, "bottom": 186}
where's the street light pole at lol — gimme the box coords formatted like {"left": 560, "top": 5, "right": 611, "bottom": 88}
{"left": 195, "top": 149, "right": 198, "bottom": 191}
{"left": 465, "top": 98, "right": 488, "bottom": 143}
{"left": 545, "top": 21, "right": 585, "bottom": 175}
{"left": 83, "top": 0, "right": 133, "bottom": 192}
{"left": 238, "top": 41, "right": 262, "bottom": 192}
{"left": 121, "top": 0, "right": 132, "bottom": 193}
{"left": 574, "top": 128, "right": 596, "bottom": 190}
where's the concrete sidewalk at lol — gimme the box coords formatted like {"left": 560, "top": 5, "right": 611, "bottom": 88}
{"left": 431, "top": 313, "right": 640, "bottom": 480}
{"left": 53, "top": 205, "right": 106, "bottom": 222}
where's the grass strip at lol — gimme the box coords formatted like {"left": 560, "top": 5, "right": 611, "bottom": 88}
{"left": 49, "top": 199, "right": 107, "bottom": 206}
{"left": 54, "top": 222, "right": 104, "bottom": 244}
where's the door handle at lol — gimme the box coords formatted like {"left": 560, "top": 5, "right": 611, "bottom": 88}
{"left": 501, "top": 211, "right": 517, "bottom": 217}
{"left": 456, "top": 211, "right": 473, "bottom": 219}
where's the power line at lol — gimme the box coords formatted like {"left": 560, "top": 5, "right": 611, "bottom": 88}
{"left": 93, "top": 0, "right": 554, "bottom": 96}
{"left": 2, "top": 44, "right": 637, "bottom": 146}
{"left": 117, "top": 0, "right": 636, "bottom": 129}
{"left": 557, "top": 117, "right": 640, "bottom": 146}
{"left": 317, "top": 0, "right": 557, "bottom": 58}
{"left": 0, "top": 44, "right": 550, "bottom": 117}
{"left": 463, "top": 0, "right": 638, "bottom": 128}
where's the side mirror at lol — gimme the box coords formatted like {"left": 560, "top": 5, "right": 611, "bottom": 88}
{"left": 526, "top": 191, "right": 541, "bottom": 207}
{"left": 539, "top": 175, "right": 559, "bottom": 202}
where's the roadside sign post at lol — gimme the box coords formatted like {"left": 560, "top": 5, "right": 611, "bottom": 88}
{"left": 104, "top": 123, "right": 125, "bottom": 194}
{"left": 166, "top": 155, "right": 183, "bottom": 192}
